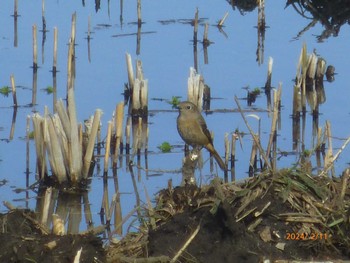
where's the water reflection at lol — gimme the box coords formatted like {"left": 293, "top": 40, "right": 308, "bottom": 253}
{"left": 229, "top": 0, "right": 350, "bottom": 43}
{"left": 35, "top": 187, "right": 95, "bottom": 234}
{"left": 31, "top": 66, "right": 38, "bottom": 106}
{"left": 9, "top": 107, "right": 17, "bottom": 141}
{"left": 256, "top": 0, "right": 266, "bottom": 65}
{"left": 1, "top": 0, "right": 349, "bottom": 238}
{"left": 287, "top": 0, "right": 350, "bottom": 41}
{"left": 227, "top": 0, "right": 258, "bottom": 13}
{"left": 12, "top": 0, "right": 19, "bottom": 47}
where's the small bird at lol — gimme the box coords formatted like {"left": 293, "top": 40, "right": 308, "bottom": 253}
{"left": 177, "top": 101, "right": 226, "bottom": 171}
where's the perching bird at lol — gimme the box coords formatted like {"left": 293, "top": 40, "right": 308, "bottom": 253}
{"left": 177, "top": 101, "right": 226, "bottom": 171}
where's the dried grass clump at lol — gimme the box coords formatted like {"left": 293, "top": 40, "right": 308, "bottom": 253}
{"left": 107, "top": 167, "right": 350, "bottom": 261}
{"left": 106, "top": 232, "right": 150, "bottom": 263}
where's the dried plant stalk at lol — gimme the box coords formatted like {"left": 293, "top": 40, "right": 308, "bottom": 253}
{"left": 113, "top": 102, "right": 124, "bottom": 167}
{"left": 83, "top": 109, "right": 102, "bottom": 177}
{"left": 55, "top": 100, "right": 71, "bottom": 141}
{"left": 41, "top": 187, "right": 52, "bottom": 226}
{"left": 125, "top": 53, "right": 134, "bottom": 90}
{"left": 234, "top": 96, "right": 271, "bottom": 170}
{"left": 266, "top": 87, "right": 281, "bottom": 160}
{"left": 46, "top": 116, "right": 67, "bottom": 182}
{"left": 10, "top": 75, "right": 17, "bottom": 106}
{"left": 187, "top": 67, "right": 204, "bottom": 110}
{"left": 171, "top": 223, "right": 200, "bottom": 263}
{"left": 32, "top": 114, "right": 46, "bottom": 179}
{"left": 218, "top": 12, "right": 229, "bottom": 27}
{"left": 67, "top": 87, "right": 82, "bottom": 182}
{"left": 140, "top": 79, "right": 148, "bottom": 109}
{"left": 133, "top": 79, "right": 141, "bottom": 110}
{"left": 104, "top": 121, "right": 113, "bottom": 174}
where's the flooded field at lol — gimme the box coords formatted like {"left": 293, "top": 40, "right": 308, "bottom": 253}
{"left": 1, "top": 0, "right": 350, "bottom": 262}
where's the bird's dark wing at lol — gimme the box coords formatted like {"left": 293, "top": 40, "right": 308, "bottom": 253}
{"left": 198, "top": 115, "right": 213, "bottom": 144}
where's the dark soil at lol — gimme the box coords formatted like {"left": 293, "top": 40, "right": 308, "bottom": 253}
{"left": 0, "top": 210, "right": 105, "bottom": 263}
{"left": 148, "top": 189, "right": 339, "bottom": 262}
{"left": 1, "top": 169, "right": 350, "bottom": 263}
{"left": 146, "top": 170, "right": 350, "bottom": 262}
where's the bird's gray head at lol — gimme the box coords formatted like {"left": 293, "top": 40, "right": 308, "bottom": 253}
{"left": 178, "top": 101, "right": 198, "bottom": 114}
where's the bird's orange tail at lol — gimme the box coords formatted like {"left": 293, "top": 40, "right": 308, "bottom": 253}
{"left": 205, "top": 144, "right": 226, "bottom": 171}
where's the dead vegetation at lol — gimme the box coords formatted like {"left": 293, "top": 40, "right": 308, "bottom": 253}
{"left": 2, "top": 167, "right": 350, "bottom": 262}
{"left": 2, "top": 2, "right": 350, "bottom": 262}
{"left": 105, "top": 167, "right": 350, "bottom": 262}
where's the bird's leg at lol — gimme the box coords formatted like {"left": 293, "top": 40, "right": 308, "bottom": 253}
{"left": 184, "top": 144, "right": 190, "bottom": 157}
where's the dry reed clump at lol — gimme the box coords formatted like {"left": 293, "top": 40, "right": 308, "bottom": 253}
{"left": 229, "top": 169, "right": 350, "bottom": 237}
{"left": 106, "top": 167, "right": 350, "bottom": 261}
{"left": 106, "top": 231, "right": 151, "bottom": 263}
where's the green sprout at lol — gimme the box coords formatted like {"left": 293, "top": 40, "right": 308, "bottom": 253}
{"left": 252, "top": 87, "right": 261, "bottom": 96}
{"left": 43, "top": 86, "right": 54, "bottom": 95}
{"left": 169, "top": 96, "right": 181, "bottom": 108}
{"left": 27, "top": 131, "right": 35, "bottom": 140}
{"left": 158, "top": 142, "right": 172, "bottom": 153}
{"left": 302, "top": 149, "right": 311, "bottom": 157}
{"left": 0, "top": 86, "right": 11, "bottom": 97}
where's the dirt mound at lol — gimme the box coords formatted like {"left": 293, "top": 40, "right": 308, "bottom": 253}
{"left": 2, "top": 169, "right": 350, "bottom": 263}
{"left": 149, "top": 207, "right": 263, "bottom": 262}
{"left": 144, "top": 170, "right": 350, "bottom": 262}
{"left": 0, "top": 209, "right": 105, "bottom": 263}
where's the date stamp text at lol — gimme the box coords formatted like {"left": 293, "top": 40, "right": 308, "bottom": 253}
{"left": 285, "top": 232, "right": 328, "bottom": 241}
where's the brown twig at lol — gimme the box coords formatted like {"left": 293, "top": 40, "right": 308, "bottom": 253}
{"left": 170, "top": 223, "right": 200, "bottom": 263}
{"left": 319, "top": 135, "right": 350, "bottom": 177}
{"left": 234, "top": 96, "right": 271, "bottom": 171}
